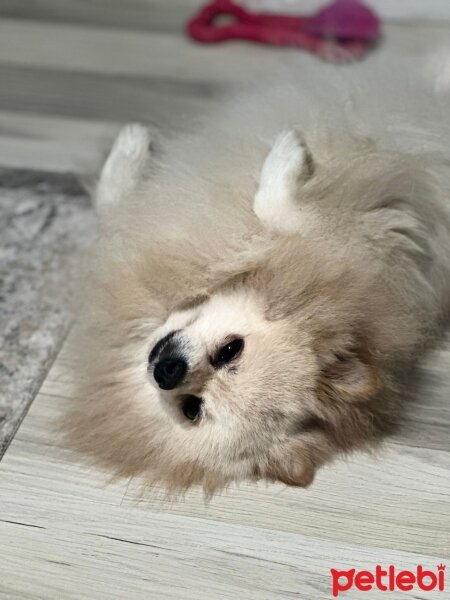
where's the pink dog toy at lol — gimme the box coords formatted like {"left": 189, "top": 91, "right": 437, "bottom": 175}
{"left": 187, "top": 0, "right": 381, "bottom": 61}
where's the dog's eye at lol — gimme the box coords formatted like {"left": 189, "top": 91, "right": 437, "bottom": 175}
{"left": 181, "top": 395, "right": 202, "bottom": 422}
{"left": 213, "top": 338, "right": 244, "bottom": 368}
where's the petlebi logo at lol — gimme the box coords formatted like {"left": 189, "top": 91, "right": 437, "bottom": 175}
{"left": 330, "top": 564, "right": 446, "bottom": 597}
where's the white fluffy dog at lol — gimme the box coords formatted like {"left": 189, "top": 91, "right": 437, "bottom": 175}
{"left": 65, "top": 58, "right": 450, "bottom": 494}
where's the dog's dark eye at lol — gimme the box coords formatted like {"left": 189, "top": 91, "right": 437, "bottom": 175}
{"left": 181, "top": 395, "right": 202, "bottom": 422}
{"left": 213, "top": 338, "right": 244, "bottom": 368}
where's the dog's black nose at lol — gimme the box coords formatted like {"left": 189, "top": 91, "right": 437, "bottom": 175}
{"left": 153, "top": 357, "right": 187, "bottom": 390}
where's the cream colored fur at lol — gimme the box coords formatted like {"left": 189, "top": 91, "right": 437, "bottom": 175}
{"left": 64, "top": 57, "right": 450, "bottom": 495}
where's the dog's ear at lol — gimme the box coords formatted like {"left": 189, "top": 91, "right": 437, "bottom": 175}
{"left": 267, "top": 440, "right": 315, "bottom": 487}
{"left": 254, "top": 129, "right": 314, "bottom": 233}
{"left": 318, "top": 345, "right": 381, "bottom": 404}
{"left": 96, "top": 123, "right": 154, "bottom": 218}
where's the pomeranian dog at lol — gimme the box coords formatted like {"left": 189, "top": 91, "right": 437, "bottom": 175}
{"left": 65, "top": 58, "right": 450, "bottom": 495}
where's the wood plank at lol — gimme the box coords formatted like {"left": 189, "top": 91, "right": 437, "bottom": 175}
{"left": 394, "top": 338, "right": 450, "bottom": 451}
{"left": 0, "top": 0, "right": 202, "bottom": 33}
{"left": 0, "top": 19, "right": 280, "bottom": 84}
{"left": 122, "top": 444, "right": 450, "bottom": 557}
{"left": 0, "top": 64, "right": 216, "bottom": 126}
{"left": 1, "top": 501, "right": 444, "bottom": 600}
{"left": 0, "top": 20, "right": 449, "bottom": 111}
{"left": 3, "top": 0, "right": 450, "bottom": 29}
{"left": 0, "top": 111, "right": 121, "bottom": 172}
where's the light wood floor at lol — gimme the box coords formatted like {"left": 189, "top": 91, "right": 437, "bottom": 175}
{"left": 1, "top": 3, "right": 450, "bottom": 598}
{"left": 1, "top": 10, "right": 450, "bottom": 174}
{"left": 1, "top": 332, "right": 449, "bottom": 599}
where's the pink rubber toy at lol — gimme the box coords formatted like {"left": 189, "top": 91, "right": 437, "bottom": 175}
{"left": 304, "top": 0, "right": 380, "bottom": 41}
{"left": 187, "top": 0, "right": 381, "bottom": 61}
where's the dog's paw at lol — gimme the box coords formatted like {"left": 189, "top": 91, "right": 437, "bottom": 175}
{"left": 254, "top": 130, "right": 314, "bottom": 233}
{"left": 102, "top": 123, "right": 153, "bottom": 181}
{"left": 111, "top": 123, "right": 153, "bottom": 160}
{"left": 260, "top": 130, "right": 313, "bottom": 189}
{"left": 97, "top": 123, "right": 154, "bottom": 212}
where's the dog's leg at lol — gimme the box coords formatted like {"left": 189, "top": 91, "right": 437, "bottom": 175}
{"left": 96, "top": 123, "right": 153, "bottom": 213}
{"left": 254, "top": 130, "right": 314, "bottom": 233}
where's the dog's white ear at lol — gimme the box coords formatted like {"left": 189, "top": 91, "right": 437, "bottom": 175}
{"left": 254, "top": 130, "right": 314, "bottom": 232}
{"left": 96, "top": 123, "right": 154, "bottom": 217}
